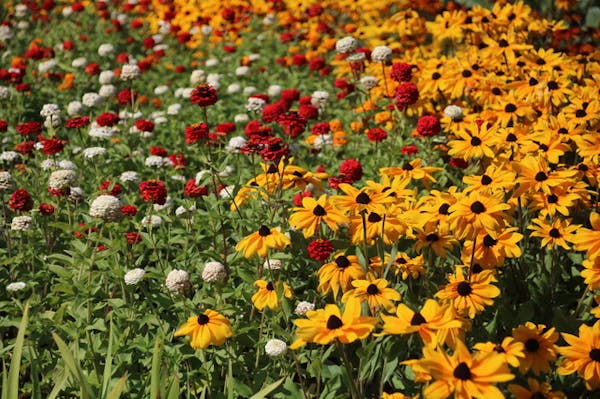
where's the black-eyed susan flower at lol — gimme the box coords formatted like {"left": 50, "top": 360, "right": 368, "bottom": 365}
{"left": 235, "top": 225, "right": 291, "bottom": 258}
{"left": 509, "top": 378, "right": 566, "bottom": 399}
{"left": 447, "top": 191, "right": 511, "bottom": 240}
{"left": 512, "top": 322, "right": 559, "bottom": 375}
{"left": 331, "top": 183, "right": 394, "bottom": 216}
{"left": 462, "top": 163, "right": 516, "bottom": 194}
{"left": 581, "top": 256, "right": 600, "bottom": 290}
{"left": 341, "top": 275, "right": 400, "bottom": 313}
{"left": 461, "top": 227, "right": 523, "bottom": 269}
{"left": 414, "top": 221, "right": 457, "bottom": 257}
{"left": 435, "top": 266, "right": 500, "bottom": 319}
{"left": 290, "top": 302, "right": 377, "bottom": 349}
{"left": 571, "top": 213, "right": 600, "bottom": 261}
{"left": 411, "top": 340, "right": 514, "bottom": 399}
{"left": 379, "top": 158, "right": 442, "bottom": 187}
{"left": 317, "top": 253, "right": 365, "bottom": 299}
{"left": 174, "top": 310, "right": 233, "bottom": 349}
{"left": 473, "top": 336, "right": 525, "bottom": 368}
{"left": 289, "top": 194, "right": 349, "bottom": 238}
{"left": 391, "top": 252, "right": 426, "bottom": 280}
{"left": 251, "top": 280, "right": 293, "bottom": 311}
{"left": 348, "top": 207, "right": 409, "bottom": 245}
{"left": 513, "top": 156, "right": 577, "bottom": 198}
{"left": 447, "top": 121, "right": 500, "bottom": 161}
{"left": 558, "top": 319, "right": 600, "bottom": 390}
{"left": 527, "top": 217, "right": 579, "bottom": 250}
{"left": 528, "top": 185, "right": 580, "bottom": 218}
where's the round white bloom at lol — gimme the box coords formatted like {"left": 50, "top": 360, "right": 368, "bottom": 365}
{"left": 153, "top": 196, "right": 173, "bottom": 211}
{"left": 167, "top": 103, "right": 181, "bottom": 115}
{"left": 171, "top": 175, "right": 186, "bottom": 182}
{"left": 444, "top": 105, "right": 464, "bottom": 121}
{"left": 11, "top": 215, "right": 33, "bottom": 231}
{"left": 120, "top": 171, "right": 139, "bottom": 182}
{"left": 98, "top": 43, "right": 115, "bottom": 57}
{"left": 15, "top": 4, "right": 29, "bottom": 18}
{"left": 205, "top": 58, "right": 219, "bottom": 67}
{"left": 218, "top": 165, "right": 235, "bottom": 177}
{"left": 38, "top": 59, "right": 57, "bottom": 74}
{"left": 120, "top": 63, "right": 140, "bottom": 80}
{"left": 313, "top": 134, "right": 332, "bottom": 150}
{"left": 67, "top": 101, "right": 83, "bottom": 115}
{"left": 234, "top": 114, "right": 249, "bottom": 123}
{"left": 70, "top": 57, "right": 87, "bottom": 68}
{"left": 218, "top": 185, "right": 235, "bottom": 199}
{"left": 242, "top": 86, "right": 257, "bottom": 96}
{"left": 0, "top": 25, "right": 13, "bottom": 42}
{"left": 83, "top": 147, "right": 106, "bottom": 159}
{"left": 263, "top": 13, "right": 275, "bottom": 25}
{"left": 40, "top": 103, "right": 61, "bottom": 118}
{"left": 152, "top": 34, "right": 163, "bottom": 43}
{"left": 82, "top": 93, "right": 102, "bottom": 108}
{"left": 41, "top": 159, "right": 58, "bottom": 170}
{"left": 58, "top": 160, "right": 77, "bottom": 170}
{"left": 195, "top": 169, "right": 211, "bottom": 183}
{"left": 62, "top": 6, "right": 73, "bottom": 16}
{"left": 124, "top": 268, "right": 145, "bottom": 285}
{"left": 6, "top": 282, "right": 26, "bottom": 292}
{"left": 142, "top": 214, "right": 162, "bottom": 228}
{"left": 235, "top": 66, "right": 250, "bottom": 76}
{"left": 165, "top": 269, "right": 189, "bottom": 292}
{"left": 311, "top": 91, "right": 329, "bottom": 108}
{"left": 89, "top": 195, "right": 122, "bottom": 221}
{"left": 371, "top": 45, "right": 393, "bottom": 63}
{"left": 227, "top": 83, "right": 241, "bottom": 94}
{"left": 44, "top": 115, "right": 62, "bottom": 129}
{"left": 154, "top": 85, "right": 169, "bottom": 95}
{"left": 225, "top": 136, "right": 247, "bottom": 153}
{"left": 89, "top": 124, "right": 117, "bottom": 139}
{"left": 346, "top": 52, "right": 366, "bottom": 63}
{"left": 0, "top": 86, "right": 10, "bottom": 100}
{"left": 98, "top": 70, "right": 115, "bottom": 85}
{"left": 0, "top": 171, "right": 14, "bottom": 191}
{"left": 158, "top": 20, "right": 171, "bottom": 34}
{"left": 335, "top": 36, "right": 359, "bottom": 54}
{"left": 201, "top": 25, "right": 213, "bottom": 35}
{"left": 202, "top": 261, "right": 227, "bottom": 282}
{"left": 264, "top": 339, "right": 287, "bottom": 356}
{"left": 190, "top": 69, "right": 206, "bottom": 85}
{"left": 145, "top": 156, "right": 167, "bottom": 167}
{"left": 17, "top": 21, "right": 29, "bottom": 30}
{"left": 177, "top": 87, "right": 193, "bottom": 99}
{"left": 0, "top": 151, "right": 21, "bottom": 163}
{"left": 248, "top": 53, "right": 261, "bottom": 62}
{"left": 263, "top": 259, "right": 282, "bottom": 270}
{"left": 115, "top": 12, "right": 128, "bottom": 24}
{"left": 175, "top": 204, "right": 195, "bottom": 217}
{"left": 119, "top": 110, "right": 142, "bottom": 120}
{"left": 68, "top": 187, "right": 84, "bottom": 203}
{"left": 245, "top": 97, "right": 266, "bottom": 112}
{"left": 360, "top": 75, "right": 378, "bottom": 90}
{"left": 49, "top": 169, "right": 77, "bottom": 190}
{"left": 99, "top": 84, "right": 117, "bottom": 98}
{"left": 267, "top": 85, "right": 282, "bottom": 97}
{"left": 294, "top": 301, "right": 315, "bottom": 316}
{"left": 206, "top": 73, "right": 221, "bottom": 89}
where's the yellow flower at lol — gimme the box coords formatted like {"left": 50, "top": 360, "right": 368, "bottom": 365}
{"left": 251, "top": 280, "right": 293, "bottom": 311}
{"left": 527, "top": 217, "right": 579, "bottom": 250}
{"left": 508, "top": 378, "right": 566, "bottom": 399}
{"left": 289, "top": 195, "right": 349, "bottom": 238}
{"left": 473, "top": 337, "right": 525, "bottom": 368}
{"left": 447, "top": 191, "right": 511, "bottom": 240}
{"left": 235, "top": 225, "right": 291, "bottom": 258}
{"left": 174, "top": 310, "right": 233, "bottom": 350}
{"left": 317, "top": 253, "right": 365, "bottom": 299}
{"left": 512, "top": 322, "right": 559, "bottom": 375}
{"left": 558, "top": 319, "right": 600, "bottom": 390}
{"left": 341, "top": 275, "right": 401, "bottom": 313}
{"left": 571, "top": 212, "right": 600, "bottom": 261}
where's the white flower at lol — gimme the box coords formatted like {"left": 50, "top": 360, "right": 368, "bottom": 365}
{"left": 0, "top": 171, "right": 14, "bottom": 191}
{"left": 154, "top": 85, "right": 169, "bottom": 95}
{"left": 242, "top": 86, "right": 257, "bottom": 96}
{"left": 99, "top": 70, "right": 115, "bottom": 84}
{"left": 444, "top": 105, "right": 464, "bottom": 121}
{"left": 227, "top": 83, "right": 241, "bottom": 94}
{"left": 294, "top": 301, "right": 315, "bottom": 316}
{"left": 153, "top": 196, "right": 173, "bottom": 211}
{"left": 68, "top": 186, "right": 84, "bottom": 203}
{"left": 120, "top": 171, "right": 139, "bottom": 183}
{"left": 6, "top": 282, "right": 26, "bottom": 292}
{"left": 82, "top": 93, "right": 103, "bottom": 108}
{"left": 0, "top": 25, "right": 13, "bottom": 42}
{"left": 38, "top": 59, "right": 57, "bottom": 74}
{"left": 49, "top": 169, "right": 77, "bottom": 190}
{"left": 311, "top": 91, "right": 329, "bottom": 108}
{"left": 167, "top": 103, "right": 181, "bottom": 115}
{"left": 165, "top": 269, "right": 189, "bottom": 292}
{"left": 41, "top": 159, "right": 58, "bottom": 170}
{"left": 195, "top": 169, "right": 211, "bottom": 183}
{"left": 225, "top": 136, "right": 247, "bottom": 153}
{"left": 202, "top": 261, "right": 227, "bottom": 282}
{"left": 89, "top": 124, "right": 117, "bottom": 139}
{"left": 360, "top": 75, "right": 378, "bottom": 90}
{"left": 17, "top": 21, "right": 29, "bottom": 30}
{"left": 371, "top": 45, "right": 393, "bottom": 63}
{"left": 158, "top": 20, "right": 171, "bottom": 34}
{"left": 142, "top": 214, "right": 163, "bottom": 228}
{"left": 234, "top": 114, "right": 249, "bottom": 123}
{"left": 99, "top": 84, "right": 117, "bottom": 98}
{"left": 40, "top": 103, "right": 61, "bottom": 118}
{"left": 175, "top": 204, "right": 195, "bottom": 217}
{"left": 83, "top": 147, "right": 107, "bottom": 159}
{"left": 335, "top": 36, "right": 359, "bottom": 54}
{"left": 0, "top": 86, "right": 10, "bottom": 100}
{"left": 67, "top": 101, "right": 83, "bottom": 115}
{"left": 268, "top": 85, "right": 282, "bottom": 97}
{"left": 235, "top": 66, "right": 250, "bottom": 76}
{"left": 218, "top": 166, "right": 235, "bottom": 177}
{"left": 120, "top": 63, "right": 140, "bottom": 80}
{"left": 264, "top": 339, "right": 287, "bottom": 356}
{"left": 58, "top": 160, "right": 77, "bottom": 170}
{"left": 15, "top": 4, "right": 29, "bottom": 18}
{"left": 346, "top": 52, "right": 365, "bottom": 63}
{"left": 206, "top": 73, "right": 221, "bottom": 89}
{"left": 263, "top": 259, "right": 282, "bottom": 270}
{"left": 313, "top": 134, "right": 332, "bottom": 150}
{"left": 245, "top": 97, "right": 266, "bottom": 112}
{"left": 44, "top": 115, "right": 62, "bottom": 129}
{"left": 124, "top": 268, "right": 145, "bottom": 285}
{"left": 218, "top": 185, "right": 235, "bottom": 199}
{"left": 89, "top": 195, "right": 122, "bottom": 221}
{"left": 70, "top": 57, "right": 87, "bottom": 68}
{"left": 205, "top": 58, "right": 218, "bottom": 67}
{"left": 0, "top": 151, "right": 20, "bottom": 163}
{"left": 62, "top": 6, "right": 73, "bottom": 16}
{"left": 201, "top": 25, "right": 213, "bottom": 35}
{"left": 11, "top": 216, "right": 33, "bottom": 231}
{"left": 262, "top": 13, "right": 275, "bottom": 25}
{"left": 98, "top": 43, "right": 115, "bottom": 57}
{"left": 145, "top": 155, "right": 167, "bottom": 167}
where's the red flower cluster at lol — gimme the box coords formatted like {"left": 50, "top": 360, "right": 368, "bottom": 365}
{"left": 366, "top": 127, "right": 388, "bottom": 142}
{"left": 149, "top": 146, "right": 167, "bottom": 156}
{"left": 307, "top": 238, "right": 334, "bottom": 261}
{"left": 39, "top": 202, "right": 55, "bottom": 215}
{"left": 277, "top": 112, "right": 307, "bottom": 138}
{"left": 401, "top": 145, "right": 419, "bottom": 155}
{"left": 16, "top": 121, "right": 42, "bottom": 136}
{"left": 8, "top": 189, "right": 34, "bottom": 212}
{"left": 135, "top": 119, "right": 155, "bottom": 132}
{"left": 395, "top": 82, "right": 419, "bottom": 109}
{"left": 390, "top": 62, "right": 413, "bottom": 82}
{"left": 184, "top": 122, "right": 209, "bottom": 144}
{"left": 139, "top": 180, "right": 167, "bottom": 205}
{"left": 99, "top": 181, "right": 122, "bottom": 196}
{"left": 416, "top": 115, "right": 441, "bottom": 137}
{"left": 125, "top": 232, "right": 142, "bottom": 244}
{"left": 262, "top": 101, "right": 287, "bottom": 123}
{"left": 184, "top": 179, "right": 209, "bottom": 197}
{"left": 96, "top": 112, "right": 120, "bottom": 127}
{"left": 190, "top": 83, "right": 218, "bottom": 107}
{"left": 66, "top": 116, "right": 90, "bottom": 129}
{"left": 121, "top": 205, "right": 137, "bottom": 216}
{"left": 329, "top": 159, "right": 363, "bottom": 189}
{"left": 39, "top": 136, "right": 65, "bottom": 155}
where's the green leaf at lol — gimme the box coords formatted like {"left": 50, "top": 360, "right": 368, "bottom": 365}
{"left": 101, "top": 318, "right": 114, "bottom": 399}
{"left": 51, "top": 333, "right": 95, "bottom": 399}
{"left": 7, "top": 302, "right": 29, "bottom": 399}
{"left": 150, "top": 336, "right": 162, "bottom": 399}
{"left": 166, "top": 374, "right": 180, "bottom": 399}
{"left": 46, "top": 370, "right": 69, "bottom": 399}
{"left": 248, "top": 377, "right": 286, "bottom": 399}
{"left": 105, "top": 374, "right": 128, "bottom": 399}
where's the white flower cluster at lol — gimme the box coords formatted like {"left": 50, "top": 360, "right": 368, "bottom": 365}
{"left": 67, "top": 101, "right": 83, "bottom": 115}
{"left": 264, "top": 339, "right": 287, "bottom": 356}
{"left": 0, "top": 151, "right": 21, "bottom": 163}
{"left": 311, "top": 91, "right": 329, "bottom": 109}
{"left": 225, "top": 136, "right": 247, "bottom": 153}
{"left": 124, "top": 268, "right": 145, "bottom": 285}
{"left": 6, "top": 282, "right": 26, "bottom": 292}
{"left": 68, "top": 187, "right": 85, "bottom": 204}
{"left": 120, "top": 63, "right": 140, "bottom": 80}
{"left": 0, "top": 86, "right": 10, "bottom": 100}
{"left": 294, "top": 301, "right": 315, "bottom": 315}
{"left": 38, "top": 59, "right": 57, "bottom": 74}
{"left": 98, "top": 43, "right": 115, "bottom": 57}
{"left": 82, "top": 92, "right": 103, "bottom": 108}
{"left": 144, "top": 155, "right": 169, "bottom": 168}
{"left": 371, "top": 45, "right": 393, "bottom": 63}
{"left": 89, "top": 195, "right": 122, "bottom": 221}
{"left": 335, "top": 36, "right": 359, "bottom": 54}
{"left": 83, "top": 147, "right": 107, "bottom": 159}
{"left": 263, "top": 259, "right": 282, "bottom": 270}
{"left": 99, "top": 70, "right": 115, "bottom": 84}
{"left": 11, "top": 216, "right": 33, "bottom": 231}
{"left": 119, "top": 171, "right": 139, "bottom": 182}
{"left": 89, "top": 124, "right": 118, "bottom": 139}
{"left": 142, "top": 214, "right": 162, "bottom": 228}
{"left": 245, "top": 97, "right": 266, "bottom": 112}
{"left": 360, "top": 76, "right": 378, "bottom": 90}
{"left": 165, "top": 269, "right": 190, "bottom": 293}
{"left": 0, "top": 171, "right": 15, "bottom": 191}
{"left": 48, "top": 169, "right": 77, "bottom": 190}
{"left": 202, "top": 261, "right": 227, "bottom": 282}
{"left": 444, "top": 105, "right": 464, "bottom": 121}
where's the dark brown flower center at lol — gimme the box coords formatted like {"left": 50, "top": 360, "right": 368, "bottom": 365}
{"left": 549, "top": 228, "right": 561, "bottom": 238}
{"left": 197, "top": 314, "right": 209, "bottom": 325}
{"left": 483, "top": 234, "right": 497, "bottom": 247}
{"left": 326, "top": 315, "right": 343, "bottom": 329}
{"left": 505, "top": 103, "right": 517, "bottom": 113}
{"left": 457, "top": 281, "right": 472, "bottom": 296}
{"left": 453, "top": 362, "right": 472, "bottom": 380}
{"left": 529, "top": 77, "right": 538, "bottom": 86}
{"left": 313, "top": 204, "right": 326, "bottom": 216}
{"left": 258, "top": 225, "right": 271, "bottom": 236}
{"left": 547, "top": 81, "right": 558, "bottom": 90}
{"left": 547, "top": 194, "right": 558, "bottom": 203}
{"left": 525, "top": 338, "right": 540, "bottom": 352}
{"left": 576, "top": 109, "right": 587, "bottom": 118}
{"left": 426, "top": 233, "right": 439, "bottom": 242}
{"left": 267, "top": 164, "right": 278, "bottom": 173}
{"left": 462, "top": 70, "right": 472, "bottom": 78}
{"left": 506, "top": 133, "right": 517, "bottom": 142}
{"left": 355, "top": 192, "right": 371, "bottom": 204}
{"left": 470, "top": 136, "right": 482, "bottom": 146}
{"left": 368, "top": 212, "right": 382, "bottom": 223}
{"left": 530, "top": 392, "right": 546, "bottom": 399}
{"left": 439, "top": 203, "right": 450, "bottom": 215}
{"left": 410, "top": 312, "right": 426, "bottom": 325}
{"left": 366, "top": 284, "right": 379, "bottom": 295}
{"left": 578, "top": 163, "right": 589, "bottom": 172}
{"left": 266, "top": 282, "right": 275, "bottom": 291}
{"left": 534, "top": 171, "right": 548, "bottom": 182}
{"left": 402, "top": 163, "right": 414, "bottom": 171}
{"left": 494, "top": 344, "right": 505, "bottom": 353}
{"left": 335, "top": 255, "right": 350, "bottom": 268}
{"left": 589, "top": 348, "right": 600, "bottom": 362}
{"left": 481, "top": 175, "right": 492, "bottom": 185}
{"left": 470, "top": 201, "right": 486, "bottom": 214}
{"left": 498, "top": 39, "right": 509, "bottom": 47}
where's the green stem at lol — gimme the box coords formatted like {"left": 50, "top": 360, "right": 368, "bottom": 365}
{"left": 335, "top": 340, "right": 360, "bottom": 399}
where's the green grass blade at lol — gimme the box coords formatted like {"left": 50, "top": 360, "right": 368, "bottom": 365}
{"left": 166, "top": 373, "right": 179, "bottom": 399}
{"left": 249, "top": 377, "right": 286, "bottom": 399}
{"left": 105, "top": 373, "right": 128, "bottom": 399}
{"left": 46, "top": 370, "right": 69, "bottom": 399}
{"left": 101, "top": 318, "right": 114, "bottom": 399}
{"left": 150, "top": 335, "right": 162, "bottom": 399}
{"left": 28, "top": 347, "right": 41, "bottom": 399}
{"left": 51, "top": 332, "right": 94, "bottom": 399}
{"left": 7, "top": 302, "right": 29, "bottom": 399}
{"left": 2, "top": 360, "right": 8, "bottom": 399}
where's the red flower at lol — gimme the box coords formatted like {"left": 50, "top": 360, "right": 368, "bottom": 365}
{"left": 149, "top": 146, "right": 167, "bottom": 156}
{"left": 184, "top": 122, "right": 209, "bottom": 144}
{"left": 244, "top": 120, "right": 272, "bottom": 140}
{"left": 117, "top": 89, "right": 136, "bottom": 105}
{"left": 48, "top": 187, "right": 69, "bottom": 197}
{"left": 0, "top": 120, "right": 7, "bottom": 132}
{"left": 216, "top": 122, "right": 236, "bottom": 134}
{"left": 395, "top": 82, "right": 419, "bottom": 108}
{"left": 99, "top": 181, "right": 122, "bottom": 196}
{"left": 401, "top": 145, "right": 419, "bottom": 155}
{"left": 449, "top": 158, "right": 469, "bottom": 169}
{"left": 121, "top": 205, "right": 137, "bottom": 216}
{"left": 308, "top": 57, "right": 326, "bottom": 72}
{"left": 8, "top": 189, "right": 33, "bottom": 212}
{"left": 416, "top": 115, "right": 441, "bottom": 137}
{"left": 339, "top": 159, "right": 363, "bottom": 183}
{"left": 125, "top": 232, "right": 142, "bottom": 244}
{"left": 16, "top": 121, "right": 42, "bottom": 136}
{"left": 14, "top": 141, "right": 35, "bottom": 155}
{"left": 311, "top": 122, "right": 330, "bottom": 135}
{"left": 307, "top": 238, "right": 334, "bottom": 261}
{"left": 260, "top": 137, "right": 290, "bottom": 162}
{"left": 184, "top": 179, "right": 209, "bottom": 197}
{"left": 262, "top": 101, "right": 287, "bottom": 123}
{"left": 277, "top": 112, "right": 307, "bottom": 138}
{"left": 390, "top": 62, "right": 413, "bottom": 82}
{"left": 298, "top": 104, "right": 319, "bottom": 120}
{"left": 366, "top": 127, "right": 388, "bottom": 142}
{"left": 190, "top": 83, "right": 218, "bottom": 107}
{"left": 168, "top": 153, "right": 186, "bottom": 169}
{"left": 281, "top": 89, "right": 300, "bottom": 103}
{"left": 39, "top": 136, "right": 65, "bottom": 155}
{"left": 139, "top": 180, "right": 167, "bottom": 205}
{"left": 135, "top": 119, "right": 155, "bottom": 132}
{"left": 293, "top": 191, "right": 312, "bottom": 206}
{"left": 66, "top": 116, "right": 90, "bottom": 129}
{"left": 85, "top": 62, "right": 100, "bottom": 76}
{"left": 96, "top": 112, "right": 119, "bottom": 127}
{"left": 291, "top": 54, "right": 307, "bottom": 66}
{"left": 39, "top": 202, "right": 55, "bottom": 215}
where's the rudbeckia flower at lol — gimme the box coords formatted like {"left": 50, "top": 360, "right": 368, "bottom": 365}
{"left": 289, "top": 194, "right": 349, "bottom": 238}
{"left": 235, "top": 225, "right": 291, "bottom": 258}
{"left": 341, "top": 275, "right": 400, "bottom": 313}
{"left": 317, "top": 253, "right": 365, "bottom": 299}
{"left": 558, "top": 319, "right": 600, "bottom": 390}
{"left": 473, "top": 336, "right": 525, "bottom": 368}
{"left": 527, "top": 217, "right": 579, "bottom": 250}
{"left": 508, "top": 378, "right": 566, "bottom": 399}
{"left": 447, "top": 191, "right": 511, "bottom": 240}
{"left": 251, "top": 280, "right": 293, "bottom": 311}
{"left": 571, "top": 212, "right": 600, "bottom": 261}
{"left": 512, "top": 322, "right": 558, "bottom": 375}
{"left": 174, "top": 310, "right": 233, "bottom": 349}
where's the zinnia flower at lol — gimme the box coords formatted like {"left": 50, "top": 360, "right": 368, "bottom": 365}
{"left": 190, "top": 83, "right": 218, "bottom": 107}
